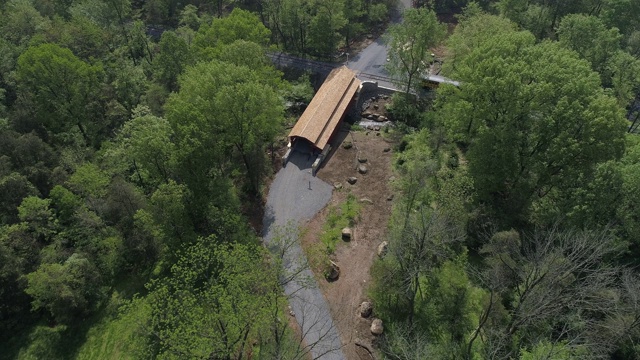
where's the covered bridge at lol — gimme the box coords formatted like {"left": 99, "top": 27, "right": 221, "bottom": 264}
{"left": 288, "top": 66, "right": 361, "bottom": 153}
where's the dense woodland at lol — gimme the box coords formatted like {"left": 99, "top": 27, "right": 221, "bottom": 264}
{"left": 0, "top": 0, "right": 393, "bottom": 357}
{"left": 374, "top": 1, "right": 640, "bottom": 359}
{"left": 0, "top": 0, "right": 639, "bottom": 358}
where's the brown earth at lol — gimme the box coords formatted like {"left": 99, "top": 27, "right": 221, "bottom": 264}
{"left": 299, "top": 125, "right": 397, "bottom": 359}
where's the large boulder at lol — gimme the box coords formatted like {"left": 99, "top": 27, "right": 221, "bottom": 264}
{"left": 358, "top": 156, "right": 368, "bottom": 163}
{"left": 342, "top": 227, "right": 352, "bottom": 241}
{"left": 347, "top": 177, "right": 358, "bottom": 185}
{"left": 326, "top": 261, "right": 340, "bottom": 281}
{"left": 371, "top": 318, "right": 384, "bottom": 335}
{"left": 377, "top": 241, "right": 389, "bottom": 258}
{"left": 358, "top": 165, "right": 368, "bottom": 174}
{"left": 360, "top": 301, "right": 373, "bottom": 318}
{"left": 343, "top": 141, "right": 353, "bottom": 149}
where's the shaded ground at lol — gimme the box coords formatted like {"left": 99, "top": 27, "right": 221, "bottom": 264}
{"left": 301, "top": 128, "right": 396, "bottom": 359}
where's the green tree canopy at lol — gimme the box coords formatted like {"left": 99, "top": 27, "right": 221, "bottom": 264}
{"left": 25, "top": 253, "right": 104, "bottom": 324}
{"left": 165, "top": 59, "right": 283, "bottom": 201}
{"left": 557, "top": 14, "right": 621, "bottom": 83}
{"left": 193, "top": 8, "right": 270, "bottom": 62}
{"left": 15, "top": 43, "right": 103, "bottom": 145}
{"left": 143, "top": 239, "right": 280, "bottom": 359}
{"left": 439, "top": 16, "right": 627, "bottom": 225}
{"left": 386, "top": 8, "right": 446, "bottom": 94}
{"left": 153, "top": 30, "right": 192, "bottom": 92}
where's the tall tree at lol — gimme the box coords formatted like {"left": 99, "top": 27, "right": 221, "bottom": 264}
{"left": 25, "top": 253, "right": 104, "bottom": 324}
{"left": 214, "top": 81, "right": 283, "bottom": 195}
{"left": 557, "top": 14, "right": 621, "bottom": 83}
{"left": 193, "top": 8, "right": 270, "bottom": 62}
{"left": 15, "top": 43, "right": 103, "bottom": 145}
{"left": 471, "top": 228, "right": 623, "bottom": 359}
{"left": 385, "top": 8, "right": 446, "bottom": 94}
{"left": 439, "top": 19, "right": 627, "bottom": 225}
{"left": 165, "top": 59, "right": 283, "bottom": 201}
{"left": 107, "top": 108, "right": 175, "bottom": 189}
{"left": 153, "top": 30, "right": 192, "bottom": 92}
{"left": 308, "top": 0, "right": 346, "bottom": 56}
{"left": 143, "top": 239, "right": 281, "bottom": 359}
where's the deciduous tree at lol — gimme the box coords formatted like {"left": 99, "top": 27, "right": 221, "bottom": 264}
{"left": 25, "top": 253, "right": 104, "bottom": 324}
{"left": 386, "top": 8, "right": 446, "bottom": 94}
{"left": 15, "top": 43, "right": 103, "bottom": 145}
{"left": 439, "top": 21, "right": 627, "bottom": 225}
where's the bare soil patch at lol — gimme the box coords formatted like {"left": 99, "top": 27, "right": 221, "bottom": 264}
{"left": 300, "top": 128, "right": 396, "bottom": 359}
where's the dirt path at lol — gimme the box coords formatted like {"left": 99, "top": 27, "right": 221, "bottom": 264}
{"left": 301, "top": 129, "right": 396, "bottom": 359}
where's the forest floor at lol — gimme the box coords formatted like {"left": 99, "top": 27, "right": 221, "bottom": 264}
{"left": 300, "top": 124, "right": 398, "bottom": 359}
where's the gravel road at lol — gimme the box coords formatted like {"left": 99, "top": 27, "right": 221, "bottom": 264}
{"left": 263, "top": 144, "right": 344, "bottom": 360}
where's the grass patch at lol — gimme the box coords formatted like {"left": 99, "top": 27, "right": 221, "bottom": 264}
{"left": 73, "top": 293, "right": 148, "bottom": 360}
{"left": 3, "top": 273, "right": 150, "bottom": 360}
{"left": 319, "top": 194, "right": 360, "bottom": 254}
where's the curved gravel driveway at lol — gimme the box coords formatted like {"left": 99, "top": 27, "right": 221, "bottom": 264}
{"left": 262, "top": 145, "right": 344, "bottom": 360}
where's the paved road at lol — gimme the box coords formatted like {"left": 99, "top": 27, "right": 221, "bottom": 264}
{"left": 345, "top": 0, "right": 413, "bottom": 88}
{"left": 267, "top": 0, "right": 413, "bottom": 88}
{"left": 262, "top": 144, "right": 344, "bottom": 360}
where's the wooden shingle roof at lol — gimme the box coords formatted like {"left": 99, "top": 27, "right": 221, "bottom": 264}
{"left": 289, "top": 66, "right": 361, "bottom": 150}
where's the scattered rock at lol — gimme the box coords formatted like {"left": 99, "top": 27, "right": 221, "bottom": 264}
{"left": 288, "top": 306, "right": 295, "bottom": 317}
{"left": 378, "top": 115, "right": 387, "bottom": 121}
{"left": 376, "top": 132, "right": 381, "bottom": 136}
{"left": 373, "top": 104, "right": 379, "bottom": 110}
{"left": 383, "top": 147, "right": 391, "bottom": 152}
{"left": 388, "top": 176, "right": 396, "bottom": 181}
{"left": 360, "top": 302, "right": 373, "bottom": 318}
{"left": 334, "top": 182, "right": 343, "bottom": 190}
{"left": 358, "top": 157, "right": 368, "bottom": 163}
{"left": 361, "top": 111, "right": 371, "bottom": 117}
{"left": 366, "top": 131, "right": 370, "bottom": 136}
{"left": 326, "top": 261, "right": 340, "bottom": 281}
{"left": 386, "top": 194, "right": 394, "bottom": 201}
{"left": 367, "top": 114, "right": 378, "bottom": 120}
{"left": 382, "top": 95, "right": 389, "bottom": 100}
{"left": 360, "top": 198, "right": 373, "bottom": 204}
{"left": 371, "top": 318, "right": 384, "bottom": 335}
{"left": 367, "top": 34, "right": 373, "bottom": 39}
{"left": 343, "top": 141, "right": 353, "bottom": 149}
{"left": 373, "top": 126, "right": 381, "bottom": 131}
{"left": 377, "top": 241, "right": 389, "bottom": 258}
{"left": 342, "top": 227, "right": 352, "bottom": 241}
{"left": 358, "top": 165, "right": 368, "bottom": 174}
{"left": 347, "top": 177, "right": 358, "bottom": 185}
